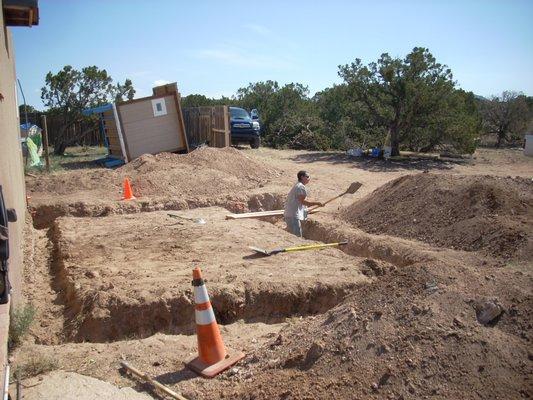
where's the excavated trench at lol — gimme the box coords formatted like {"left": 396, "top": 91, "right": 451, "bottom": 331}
{"left": 30, "top": 193, "right": 409, "bottom": 345}
{"left": 43, "top": 221, "right": 367, "bottom": 343}
{"left": 30, "top": 192, "right": 286, "bottom": 229}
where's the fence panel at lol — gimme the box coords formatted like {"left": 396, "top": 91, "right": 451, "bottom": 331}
{"left": 183, "top": 106, "right": 230, "bottom": 148}
{"left": 22, "top": 112, "right": 102, "bottom": 147}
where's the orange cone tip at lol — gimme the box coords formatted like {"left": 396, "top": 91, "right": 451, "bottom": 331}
{"left": 122, "top": 178, "right": 136, "bottom": 200}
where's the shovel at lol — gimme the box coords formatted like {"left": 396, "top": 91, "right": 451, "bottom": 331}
{"left": 309, "top": 181, "right": 362, "bottom": 211}
{"left": 249, "top": 241, "right": 348, "bottom": 256}
{"left": 168, "top": 213, "right": 206, "bottom": 225}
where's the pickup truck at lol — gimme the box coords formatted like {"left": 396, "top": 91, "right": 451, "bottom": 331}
{"left": 230, "top": 107, "right": 261, "bottom": 148}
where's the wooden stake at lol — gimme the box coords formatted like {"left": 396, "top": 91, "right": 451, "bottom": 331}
{"left": 120, "top": 361, "right": 189, "bottom": 400}
{"left": 40, "top": 114, "right": 50, "bottom": 172}
{"left": 223, "top": 105, "right": 230, "bottom": 147}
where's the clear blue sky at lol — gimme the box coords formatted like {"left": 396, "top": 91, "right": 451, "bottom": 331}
{"left": 11, "top": 0, "right": 533, "bottom": 109}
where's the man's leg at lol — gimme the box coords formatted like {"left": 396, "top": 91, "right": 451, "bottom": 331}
{"left": 285, "top": 217, "right": 302, "bottom": 237}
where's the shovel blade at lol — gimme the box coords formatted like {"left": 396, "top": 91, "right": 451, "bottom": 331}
{"left": 249, "top": 246, "right": 271, "bottom": 256}
{"left": 345, "top": 181, "right": 363, "bottom": 194}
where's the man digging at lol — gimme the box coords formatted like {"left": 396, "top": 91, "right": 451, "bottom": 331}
{"left": 284, "top": 170, "right": 323, "bottom": 237}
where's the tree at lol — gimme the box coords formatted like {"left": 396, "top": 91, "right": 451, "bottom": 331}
{"left": 235, "top": 81, "right": 329, "bottom": 148}
{"left": 181, "top": 94, "right": 213, "bottom": 108}
{"left": 314, "top": 84, "right": 373, "bottom": 149}
{"left": 18, "top": 104, "right": 39, "bottom": 127}
{"left": 480, "top": 91, "right": 531, "bottom": 147}
{"left": 338, "top": 47, "right": 479, "bottom": 155}
{"left": 18, "top": 104, "right": 38, "bottom": 115}
{"left": 114, "top": 78, "right": 135, "bottom": 103}
{"left": 41, "top": 65, "right": 135, "bottom": 154}
{"left": 180, "top": 94, "right": 230, "bottom": 108}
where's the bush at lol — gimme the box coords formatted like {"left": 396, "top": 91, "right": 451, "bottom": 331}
{"left": 289, "top": 130, "right": 332, "bottom": 150}
{"left": 13, "top": 354, "right": 59, "bottom": 379}
{"left": 8, "top": 303, "right": 36, "bottom": 349}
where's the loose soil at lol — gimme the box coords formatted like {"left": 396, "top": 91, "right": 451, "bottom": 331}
{"left": 198, "top": 257, "right": 532, "bottom": 400}
{"left": 15, "top": 147, "right": 533, "bottom": 399}
{"left": 26, "top": 147, "right": 283, "bottom": 206}
{"left": 344, "top": 174, "right": 533, "bottom": 260}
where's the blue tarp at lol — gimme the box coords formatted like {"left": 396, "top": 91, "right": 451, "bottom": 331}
{"left": 20, "top": 122, "right": 34, "bottom": 130}
{"left": 82, "top": 103, "right": 113, "bottom": 116}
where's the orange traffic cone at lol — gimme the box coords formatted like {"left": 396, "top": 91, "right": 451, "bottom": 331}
{"left": 185, "top": 267, "right": 245, "bottom": 378}
{"left": 122, "top": 178, "right": 136, "bottom": 200}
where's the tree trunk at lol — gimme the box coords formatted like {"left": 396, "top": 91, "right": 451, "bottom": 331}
{"left": 54, "top": 142, "right": 68, "bottom": 155}
{"left": 53, "top": 123, "right": 98, "bottom": 155}
{"left": 496, "top": 130, "right": 504, "bottom": 148}
{"left": 390, "top": 127, "right": 400, "bottom": 156}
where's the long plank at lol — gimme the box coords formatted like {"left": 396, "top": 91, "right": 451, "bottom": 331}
{"left": 226, "top": 210, "right": 284, "bottom": 219}
{"left": 225, "top": 209, "right": 320, "bottom": 220}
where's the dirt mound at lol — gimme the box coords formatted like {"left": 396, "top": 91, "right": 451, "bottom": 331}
{"left": 208, "top": 258, "right": 532, "bottom": 399}
{"left": 26, "top": 169, "right": 116, "bottom": 197}
{"left": 343, "top": 174, "right": 533, "bottom": 259}
{"left": 26, "top": 147, "right": 280, "bottom": 204}
{"left": 121, "top": 147, "right": 279, "bottom": 198}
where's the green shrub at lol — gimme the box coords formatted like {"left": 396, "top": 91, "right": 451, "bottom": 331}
{"left": 13, "top": 354, "right": 59, "bottom": 379}
{"left": 8, "top": 303, "right": 36, "bottom": 349}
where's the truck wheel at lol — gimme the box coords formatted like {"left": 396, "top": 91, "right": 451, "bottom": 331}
{"left": 251, "top": 137, "right": 261, "bottom": 149}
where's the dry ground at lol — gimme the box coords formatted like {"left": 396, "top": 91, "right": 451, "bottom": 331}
{"left": 12, "top": 146, "right": 533, "bottom": 399}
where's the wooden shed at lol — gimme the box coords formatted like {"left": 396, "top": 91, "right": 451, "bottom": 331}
{"left": 84, "top": 83, "right": 189, "bottom": 165}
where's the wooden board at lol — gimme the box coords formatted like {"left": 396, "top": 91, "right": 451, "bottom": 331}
{"left": 225, "top": 209, "right": 320, "bottom": 220}
{"left": 103, "top": 109, "right": 125, "bottom": 160}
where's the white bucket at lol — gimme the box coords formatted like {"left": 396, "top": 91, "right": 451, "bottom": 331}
{"left": 347, "top": 148, "right": 363, "bottom": 157}
{"left": 525, "top": 135, "right": 533, "bottom": 157}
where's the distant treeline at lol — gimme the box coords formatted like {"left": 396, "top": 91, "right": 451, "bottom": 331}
{"left": 28, "top": 47, "right": 533, "bottom": 155}
{"left": 182, "top": 47, "right": 533, "bottom": 155}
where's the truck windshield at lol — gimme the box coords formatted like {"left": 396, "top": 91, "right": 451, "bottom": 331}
{"left": 231, "top": 108, "right": 249, "bottom": 119}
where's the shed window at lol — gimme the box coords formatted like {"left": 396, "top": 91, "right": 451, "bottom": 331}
{"left": 151, "top": 98, "right": 167, "bottom": 117}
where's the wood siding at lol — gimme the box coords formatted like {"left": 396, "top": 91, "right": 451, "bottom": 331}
{"left": 102, "top": 110, "right": 123, "bottom": 157}
{"left": 118, "top": 95, "right": 185, "bottom": 160}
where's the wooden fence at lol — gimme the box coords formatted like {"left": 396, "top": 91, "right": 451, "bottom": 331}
{"left": 22, "top": 112, "right": 102, "bottom": 147}
{"left": 182, "top": 106, "right": 230, "bottom": 148}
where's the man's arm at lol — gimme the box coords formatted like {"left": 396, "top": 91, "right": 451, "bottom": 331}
{"left": 297, "top": 194, "right": 323, "bottom": 208}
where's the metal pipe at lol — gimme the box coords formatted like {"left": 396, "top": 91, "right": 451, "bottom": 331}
{"left": 3, "top": 364, "right": 9, "bottom": 400}
{"left": 16, "top": 79, "right": 29, "bottom": 131}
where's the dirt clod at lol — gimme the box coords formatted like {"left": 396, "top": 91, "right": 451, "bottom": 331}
{"left": 303, "top": 342, "right": 324, "bottom": 368}
{"left": 475, "top": 300, "right": 504, "bottom": 325}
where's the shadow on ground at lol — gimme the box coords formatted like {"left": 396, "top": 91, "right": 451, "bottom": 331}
{"left": 154, "top": 367, "right": 198, "bottom": 385}
{"left": 58, "top": 159, "right": 106, "bottom": 170}
{"left": 290, "top": 152, "right": 468, "bottom": 172}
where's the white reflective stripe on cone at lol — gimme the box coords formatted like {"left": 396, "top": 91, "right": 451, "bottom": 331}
{"left": 194, "top": 285, "right": 210, "bottom": 304}
{"left": 195, "top": 308, "right": 216, "bottom": 325}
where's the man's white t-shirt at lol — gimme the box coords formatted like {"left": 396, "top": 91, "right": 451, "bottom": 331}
{"left": 284, "top": 182, "right": 308, "bottom": 220}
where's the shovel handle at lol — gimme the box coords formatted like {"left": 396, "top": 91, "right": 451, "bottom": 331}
{"left": 308, "top": 192, "right": 346, "bottom": 211}
{"left": 121, "top": 361, "right": 189, "bottom": 400}
{"left": 284, "top": 241, "right": 348, "bottom": 252}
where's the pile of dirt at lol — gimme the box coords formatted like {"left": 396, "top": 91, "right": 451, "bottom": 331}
{"left": 26, "top": 169, "right": 115, "bottom": 197}
{"left": 205, "top": 257, "right": 532, "bottom": 399}
{"left": 343, "top": 174, "right": 532, "bottom": 260}
{"left": 121, "top": 146, "right": 279, "bottom": 197}
{"left": 26, "top": 147, "right": 280, "bottom": 203}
